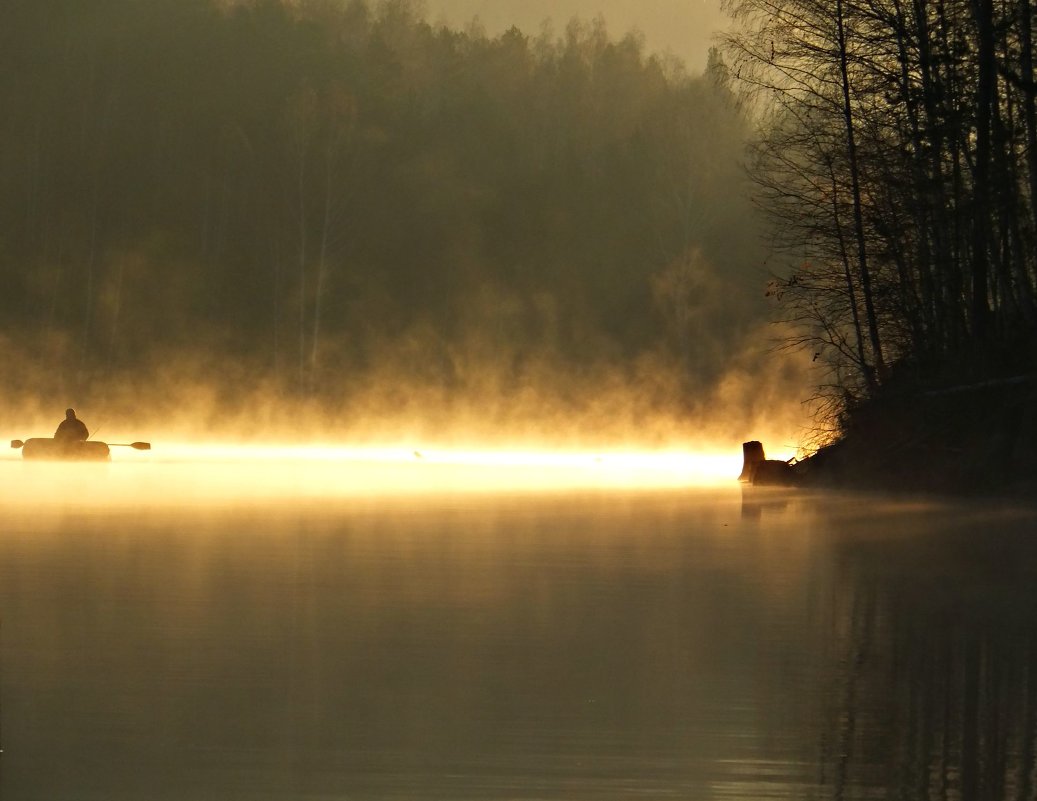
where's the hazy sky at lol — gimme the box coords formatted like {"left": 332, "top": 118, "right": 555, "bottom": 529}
{"left": 425, "top": 0, "right": 730, "bottom": 72}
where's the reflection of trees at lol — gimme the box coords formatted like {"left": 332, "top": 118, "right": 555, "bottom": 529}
{"left": 821, "top": 529, "right": 1037, "bottom": 800}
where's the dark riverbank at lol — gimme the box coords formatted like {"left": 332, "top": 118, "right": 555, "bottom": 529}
{"left": 791, "top": 375, "right": 1037, "bottom": 497}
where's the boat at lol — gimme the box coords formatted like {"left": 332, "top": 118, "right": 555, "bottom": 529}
{"left": 11, "top": 438, "right": 111, "bottom": 461}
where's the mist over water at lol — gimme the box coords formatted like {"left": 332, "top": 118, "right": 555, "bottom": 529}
{"left": 1, "top": 0, "right": 797, "bottom": 462}
{"left": 1, "top": 472, "right": 1034, "bottom": 800}
{"left": 3, "top": 311, "right": 816, "bottom": 456}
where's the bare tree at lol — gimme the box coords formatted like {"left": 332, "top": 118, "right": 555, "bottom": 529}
{"left": 724, "top": 0, "right": 1037, "bottom": 416}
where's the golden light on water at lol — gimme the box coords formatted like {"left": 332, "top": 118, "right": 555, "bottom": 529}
{"left": 152, "top": 443, "right": 750, "bottom": 494}
{"left": 156, "top": 442, "right": 744, "bottom": 474}
{"left": 0, "top": 440, "right": 798, "bottom": 506}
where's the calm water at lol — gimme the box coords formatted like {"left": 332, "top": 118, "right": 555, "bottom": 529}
{"left": 1, "top": 463, "right": 1036, "bottom": 800}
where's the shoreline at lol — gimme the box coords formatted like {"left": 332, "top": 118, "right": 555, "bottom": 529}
{"left": 752, "top": 374, "right": 1037, "bottom": 498}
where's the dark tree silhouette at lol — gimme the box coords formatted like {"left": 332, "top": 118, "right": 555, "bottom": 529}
{"left": 724, "top": 0, "right": 1037, "bottom": 426}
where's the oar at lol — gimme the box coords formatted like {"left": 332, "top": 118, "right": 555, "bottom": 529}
{"left": 11, "top": 439, "right": 150, "bottom": 450}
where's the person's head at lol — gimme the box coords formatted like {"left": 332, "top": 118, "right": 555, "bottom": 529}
{"left": 65, "top": 408, "right": 76, "bottom": 420}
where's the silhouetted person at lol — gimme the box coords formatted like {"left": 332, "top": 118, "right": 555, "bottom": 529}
{"left": 54, "top": 408, "right": 89, "bottom": 442}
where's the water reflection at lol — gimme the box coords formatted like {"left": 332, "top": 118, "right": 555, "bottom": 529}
{"left": 0, "top": 470, "right": 1033, "bottom": 800}
{"left": 818, "top": 501, "right": 1037, "bottom": 801}
{"left": 740, "top": 485, "right": 791, "bottom": 521}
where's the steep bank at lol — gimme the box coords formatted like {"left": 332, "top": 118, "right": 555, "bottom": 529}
{"left": 793, "top": 375, "right": 1037, "bottom": 496}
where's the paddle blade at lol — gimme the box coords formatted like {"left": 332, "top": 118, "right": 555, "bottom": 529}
{"left": 10, "top": 439, "right": 23, "bottom": 449}
{"left": 131, "top": 442, "right": 151, "bottom": 450}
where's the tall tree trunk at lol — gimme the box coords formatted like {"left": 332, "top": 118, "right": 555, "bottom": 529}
{"left": 828, "top": 161, "right": 869, "bottom": 380}
{"left": 911, "top": 0, "right": 951, "bottom": 352}
{"left": 1004, "top": 0, "right": 1037, "bottom": 324}
{"left": 836, "top": 0, "right": 885, "bottom": 386}
{"left": 892, "top": 0, "right": 938, "bottom": 354}
{"left": 969, "top": 0, "right": 996, "bottom": 343}
{"left": 935, "top": 0, "right": 970, "bottom": 350}
{"left": 1020, "top": 0, "right": 1037, "bottom": 257}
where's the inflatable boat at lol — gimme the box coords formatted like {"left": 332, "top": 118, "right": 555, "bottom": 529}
{"left": 11, "top": 438, "right": 112, "bottom": 461}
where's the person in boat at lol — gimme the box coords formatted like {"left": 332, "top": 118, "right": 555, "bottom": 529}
{"left": 54, "top": 408, "right": 89, "bottom": 443}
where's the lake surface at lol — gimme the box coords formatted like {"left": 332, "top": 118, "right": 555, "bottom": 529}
{"left": 1, "top": 459, "right": 1035, "bottom": 800}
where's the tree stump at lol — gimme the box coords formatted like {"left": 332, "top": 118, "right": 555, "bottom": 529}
{"left": 739, "top": 440, "right": 766, "bottom": 481}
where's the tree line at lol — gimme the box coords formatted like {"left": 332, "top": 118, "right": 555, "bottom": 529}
{"left": 723, "top": 0, "right": 1037, "bottom": 422}
{"left": 0, "top": 0, "right": 762, "bottom": 413}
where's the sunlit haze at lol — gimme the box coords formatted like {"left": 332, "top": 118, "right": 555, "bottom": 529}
{"left": 0, "top": 0, "right": 810, "bottom": 505}
{"left": 0, "top": 440, "right": 797, "bottom": 506}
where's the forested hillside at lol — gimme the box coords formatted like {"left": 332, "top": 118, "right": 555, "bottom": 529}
{"left": 0, "top": 0, "right": 768, "bottom": 437}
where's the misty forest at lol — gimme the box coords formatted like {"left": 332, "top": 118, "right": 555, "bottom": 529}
{"left": 7, "top": 0, "right": 1037, "bottom": 447}
{"left": 1, "top": 0, "right": 771, "bottom": 436}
